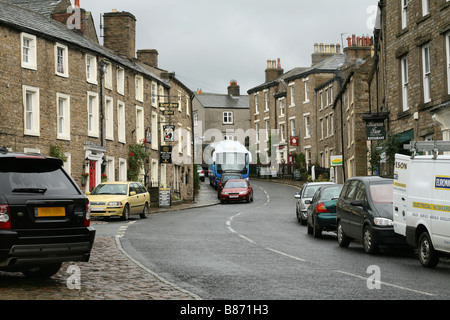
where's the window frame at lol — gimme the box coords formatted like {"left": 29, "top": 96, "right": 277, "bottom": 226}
{"left": 87, "top": 91, "right": 99, "bottom": 138}
{"left": 86, "top": 54, "right": 98, "bottom": 85}
{"left": 401, "top": 55, "right": 409, "bottom": 111}
{"left": 223, "top": 111, "right": 234, "bottom": 125}
{"left": 55, "top": 43, "right": 69, "bottom": 78}
{"left": 23, "top": 85, "right": 40, "bottom": 137}
{"left": 56, "top": 92, "right": 71, "bottom": 141}
{"left": 21, "top": 33, "right": 37, "bottom": 70}
{"left": 422, "top": 44, "right": 431, "bottom": 103}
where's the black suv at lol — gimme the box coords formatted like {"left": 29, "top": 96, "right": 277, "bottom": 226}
{"left": 0, "top": 148, "right": 95, "bottom": 278}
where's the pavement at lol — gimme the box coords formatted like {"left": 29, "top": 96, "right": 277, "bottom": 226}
{"left": 0, "top": 177, "right": 303, "bottom": 300}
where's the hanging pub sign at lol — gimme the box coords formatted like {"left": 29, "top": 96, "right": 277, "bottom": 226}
{"left": 160, "top": 145, "right": 172, "bottom": 164}
{"left": 290, "top": 136, "right": 299, "bottom": 146}
{"left": 160, "top": 103, "right": 178, "bottom": 116}
{"left": 163, "top": 125, "right": 175, "bottom": 142}
{"left": 366, "top": 120, "right": 386, "bottom": 141}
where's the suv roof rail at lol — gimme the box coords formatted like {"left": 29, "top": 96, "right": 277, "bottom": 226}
{"left": 0, "top": 147, "right": 8, "bottom": 154}
{"left": 404, "top": 141, "right": 450, "bottom": 159}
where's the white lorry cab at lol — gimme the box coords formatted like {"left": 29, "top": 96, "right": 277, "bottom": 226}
{"left": 393, "top": 141, "right": 450, "bottom": 268}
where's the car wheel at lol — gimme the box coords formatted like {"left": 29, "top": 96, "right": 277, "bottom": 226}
{"left": 140, "top": 203, "right": 149, "bottom": 219}
{"left": 418, "top": 232, "right": 439, "bottom": 268}
{"left": 22, "top": 262, "right": 62, "bottom": 279}
{"left": 363, "top": 225, "right": 379, "bottom": 254}
{"left": 313, "top": 218, "right": 322, "bottom": 238}
{"left": 121, "top": 204, "right": 130, "bottom": 221}
{"left": 337, "top": 220, "right": 351, "bottom": 248}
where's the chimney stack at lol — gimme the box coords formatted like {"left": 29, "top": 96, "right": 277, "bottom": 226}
{"left": 311, "top": 42, "right": 342, "bottom": 65}
{"left": 344, "top": 34, "right": 374, "bottom": 64}
{"left": 137, "top": 49, "right": 158, "bottom": 68}
{"left": 103, "top": 11, "right": 137, "bottom": 59}
{"left": 228, "top": 80, "right": 240, "bottom": 97}
{"left": 265, "top": 58, "right": 284, "bottom": 82}
{"left": 52, "top": 0, "right": 86, "bottom": 35}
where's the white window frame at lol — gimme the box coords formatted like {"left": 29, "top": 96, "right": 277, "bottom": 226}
{"left": 265, "top": 119, "right": 270, "bottom": 141}
{"left": 254, "top": 93, "right": 259, "bottom": 114}
{"left": 135, "top": 75, "right": 144, "bottom": 102}
{"left": 264, "top": 90, "right": 269, "bottom": 111}
{"left": 289, "top": 83, "right": 295, "bottom": 107}
{"left": 290, "top": 118, "right": 296, "bottom": 137}
{"left": 117, "top": 100, "right": 126, "bottom": 143}
{"left": 401, "top": 56, "right": 409, "bottom": 111}
{"left": 422, "top": 44, "right": 431, "bottom": 103}
{"left": 447, "top": 32, "right": 450, "bottom": 95}
{"left": 279, "top": 123, "right": 285, "bottom": 142}
{"left": 422, "top": 0, "right": 430, "bottom": 16}
{"left": 401, "top": 0, "right": 408, "bottom": 29}
{"left": 87, "top": 92, "right": 99, "bottom": 137}
{"left": 178, "top": 91, "right": 182, "bottom": 113}
{"left": 106, "top": 156, "right": 115, "bottom": 182}
{"left": 303, "top": 78, "right": 310, "bottom": 103}
{"left": 105, "top": 96, "right": 114, "bottom": 141}
{"left": 279, "top": 97, "right": 285, "bottom": 117}
{"left": 151, "top": 82, "right": 157, "bottom": 108}
{"left": 304, "top": 113, "right": 311, "bottom": 138}
{"left": 255, "top": 121, "right": 260, "bottom": 143}
{"left": 194, "top": 113, "right": 198, "bottom": 126}
{"left": 117, "top": 67, "right": 125, "bottom": 95}
{"left": 223, "top": 111, "right": 233, "bottom": 124}
{"left": 320, "top": 118, "right": 324, "bottom": 140}
{"left": 23, "top": 85, "right": 40, "bottom": 136}
{"left": 330, "top": 113, "right": 334, "bottom": 136}
{"left": 136, "top": 106, "right": 144, "bottom": 143}
{"left": 119, "top": 158, "right": 127, "bottom": 182}
{"left": 186, "top": 95, "right": 190, "bottom": 116}
{"left": 104, "top": 62, "right": 113, "bottom": 90}
{"left": 86, "top": 54, "right": 97, "bottom": 84}
{"left": 55, "top": 43, "right": 69, "bottom": 77}
{"left": 151, "top": 111, "right": 158, "bottom": 150}
{"left": 151, "top": 159, "right": 159, "bottom": 186}
{"left": 56, "top": 93, "right": 70, "bottom": 141}
{"left": 21, "top": 33, "right": 37, "bottom": 70}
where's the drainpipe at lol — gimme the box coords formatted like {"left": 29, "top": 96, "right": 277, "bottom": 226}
{"left": 99, "top": 60, "right": 106, "bottom": 148}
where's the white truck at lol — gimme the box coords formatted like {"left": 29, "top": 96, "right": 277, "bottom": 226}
{"left": 393, "top": 141, "right": 450, "bottom": 268}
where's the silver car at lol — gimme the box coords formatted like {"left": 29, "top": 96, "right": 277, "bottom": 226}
{"left": 197, "top": 165, "right": 205, "bottom": 182}
{"left": 295, "top": 182, "right": 335, "bottom": 225}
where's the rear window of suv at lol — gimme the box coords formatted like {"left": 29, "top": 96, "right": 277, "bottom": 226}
{"left": 0, "top": 157, "right": 80, "bottom": 196}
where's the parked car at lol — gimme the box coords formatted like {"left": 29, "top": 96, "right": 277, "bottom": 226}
{"left": 88, "top": 181, "right": 150, "bottom": 220}
{"left": 220, "top": 179, "right": 253, "bottom": 204}
{"left": 0, "top": 148, "right": 95, "bottom": 278}
{"left": 197, "top": 165, "right": 205, "bottom": 182}
{"left": 217, "top": 172, "right": 242, "bottom": 198}
{"left": 336, "top": 176, "right": 406, "bottom": 254}
{"left": 295, "top": 182, "right": 335, "bottom": 225}
{"left": 307, "top": 184, "right": 343, "bottom": 238}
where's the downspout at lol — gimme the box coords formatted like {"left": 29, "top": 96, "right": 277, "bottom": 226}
{"left": 190, "top": 92, "right": 196, "bottom": 203}
{"left": 99, "top": 59, "right": 106, "bottom": 148}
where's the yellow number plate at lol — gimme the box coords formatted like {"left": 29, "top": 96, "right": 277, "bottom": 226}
{"left": 34, "top": 207, "right": 66, "bottom": 217}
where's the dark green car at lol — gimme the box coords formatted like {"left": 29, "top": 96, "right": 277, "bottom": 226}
{"left": 307, "top": 184, "right": 343, "bottom": 238}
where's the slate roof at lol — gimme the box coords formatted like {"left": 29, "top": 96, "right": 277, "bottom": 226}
{"left": 0, "top": 1, "right": 169, "bottom": 86}
{"left": 247, "top": 54, "right": 345, "bottom": 94}
{"left": 195, "top": 93, "right": 249, "bottom": 110}
{"left": 1, "top": 0, "right": 63, "bottom": 17}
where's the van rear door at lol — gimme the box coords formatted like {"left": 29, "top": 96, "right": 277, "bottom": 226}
{"left": 431, "top": 158, "right": 450, "bottom": 253}
{"left": 393, "top": 154, "right": 410, "bottom": 236}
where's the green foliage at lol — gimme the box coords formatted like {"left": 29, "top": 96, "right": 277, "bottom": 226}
{"left": 128, "top": 142, "right": 149, "bottom": 182}
{"left": 49, "top": 143, "right": 67, "bottom": 162}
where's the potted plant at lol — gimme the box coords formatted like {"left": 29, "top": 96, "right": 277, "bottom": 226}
{"left": 101, "top": 173, "right": 108, "bottom": 183}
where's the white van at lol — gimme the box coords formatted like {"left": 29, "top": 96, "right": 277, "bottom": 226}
{"left": 393, "top": 142, "right": 450, "bottom": 268}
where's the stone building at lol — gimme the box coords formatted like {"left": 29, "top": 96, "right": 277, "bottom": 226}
{"left": 247, "top": 47, "right": 344, "bottom": 171}
{"left": 0, "top": 0, "right": 194, "bottom": 201}
{"left": 366, "top": 0, "right": 450, "bottom": 175}
{"left": 192, "top": 81, "right": 249, "bottom": 168}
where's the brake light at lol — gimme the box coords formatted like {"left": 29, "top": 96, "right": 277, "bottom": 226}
{"left": 83, "top": 203, "right": 91, "bottom": 227}
{"left": 316, "top": 203, "right": 329, "bottom": 213}
{"left": 0, "top": 204, "right": 11, "bottom": 229}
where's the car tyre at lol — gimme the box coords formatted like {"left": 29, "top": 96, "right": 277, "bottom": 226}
{"left": 313, "top": 218, "right": 322, "bottom": 238}
{"left": 363, "top": 225, "right": 379, "bottom": 254}
{"left": 337, "top": 220, "right": 351, "bottom": 248}
{"left": 140, "top": 203, "right": 149, "bottom": 219}
{"left": 418, "top": 232, "right": 439, "bottom": 268}
{"left": 22, "top": 262, "right": 62, "bottom": 279}
{"left": 121, "top": 204, "right": 130, "bottom": 221}
{"left": 307, "top": 221, "right": 313, "bottom": 234}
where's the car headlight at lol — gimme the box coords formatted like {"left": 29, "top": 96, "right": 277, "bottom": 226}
{"left": 108, "top": 201, "right": 123, "bottom": 206}
{"left": 373, "top": 217, "right": 393, "bottom": 226}
{"left": 239, "top": 191, "right": 247, "bottom": 195}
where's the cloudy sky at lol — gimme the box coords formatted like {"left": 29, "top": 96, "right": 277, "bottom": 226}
{"left": 84, "top": 0, "right": 378, "bottom": 94}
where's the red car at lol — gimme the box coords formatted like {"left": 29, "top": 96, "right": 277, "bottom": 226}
{"left": 220, "top": 179, "right": 253, "bottom": 203}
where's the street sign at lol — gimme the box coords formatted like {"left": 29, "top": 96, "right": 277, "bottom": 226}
{"left": 160, "top": 145, "right": 172, "bottom": 164}
{"left": 366, "top": 120, "right": 386, "bottom": 140}
{"left": 163, "top": 125, "right": 175, "bottom": 142}
{"left": 331, "top": 155, "right": 343, "bottom": 166}
{"left": 159, "top": 188, "right": 171, "bottom": 207}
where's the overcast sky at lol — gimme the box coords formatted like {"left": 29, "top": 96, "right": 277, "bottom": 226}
{"left": 84, "top": 0, "right": 378, "bottom": 94}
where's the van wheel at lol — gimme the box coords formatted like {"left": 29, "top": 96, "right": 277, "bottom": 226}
{"left": 22, "top": 263, "right": 62, "bottom": 279}
{"left": 363, "top": 225, "right": 379, "bottom": 254}
{"left": 140, "top": 203, "right": 149, "bottom": 219}
{"left": 337, "top": 220, "right": 350, "bottom": 248}
{"left": 418, "top": 232, "right": 439, "bottom": 268}
{"left": 121, "top": 204, "right": 130, "bottom": 221}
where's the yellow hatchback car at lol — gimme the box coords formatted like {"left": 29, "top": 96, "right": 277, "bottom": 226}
{"left": 87, "top": 182, "right": 150, "bottom": 220}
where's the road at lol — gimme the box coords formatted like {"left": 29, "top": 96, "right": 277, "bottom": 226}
{"left": 119, "top": 180, "right": 450, "bottom": 300}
